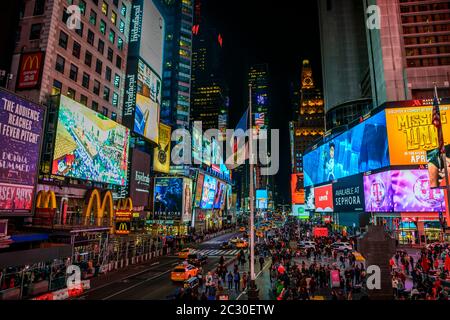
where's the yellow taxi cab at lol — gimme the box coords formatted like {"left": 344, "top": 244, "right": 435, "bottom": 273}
{"left": 178, "top": 248, "right": 192, "bottom": 259}
{"left": 256, "top": 231, "right": 264, "bottom": 238}
{"left": 239, "top": 227, "right": 246, "bottom": 232}
{"left": 235, "top": 240, "right": 248, "bottom": 248}
{"left": 353, "top": 252, "right": 366, "bottom": 262}
{"left": 171, "top": 264, "right": 199, "bottom": 282}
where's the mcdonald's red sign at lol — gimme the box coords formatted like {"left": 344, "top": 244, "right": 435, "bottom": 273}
{"left": 17, "top": 52, "right": 44, "bottom": 90}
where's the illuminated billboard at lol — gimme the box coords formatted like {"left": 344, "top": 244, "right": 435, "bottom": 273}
{"left": 427, "top": 145, "right": 450, "bottom": 189}
{"left": 256, "top": 189, "right": 268, "bottom": 210}
{"left": 52, "top": 95, "right": 130, "bottom": 186}
{"left": 153, "top": 123, "right": 171, "bottom": 173}
{"left": 200, "top": 175, "right": 217, "bottom": 209}
{"left": 0, "top": 90, "right": 44, "bottom": 214}
{"left": 16, "top": 51, "right": 44, "bottom": 90}
{"left": 364, "top": 169, "right": 445, "bottom": 213}
{"left": 123, "top": 58, "right": 161, "bottom": 144}
{"left": 385, "top": 105, "right": 449, "bottom": 165}
{"left": 194, "top": 173, "right": 204, "bottom": 208}
{"left": 182, "top": 178, "right": 193, "bottom": 223}
{"left": 305, "top": 187, "right": 315, "bottom": 211}
{"left": 153, "top": 177, "right": 183, "bottom": 219}
{"left": 332, "top": 174, "right": 365, "bottom": 212}
{"left": 314, "top": 184, "right": 333, "bottom": 213}
{"left": 129, "top": 149, "right": 151, "bottom": 207}
{"left": 291, "top": 173, "right": 305, "bottom": 204}
{"left": 291, "top": 205, "right": 309, "bottom": 220}
{"left": 214, "top": 181, "right": 226, "bottom": 210}
{"left": 304, "top": 111, "right": 389, "bottom": 187}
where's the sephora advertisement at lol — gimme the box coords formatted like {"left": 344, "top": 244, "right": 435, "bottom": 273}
{"left": 364, "top": 170, "right": 445, "bottom": 212}
{"left": 332, "top": 174, "right": 365, "bottom": 212}
{"left": 129, "top": 149, "right": 151, "bottom": 207}
{"left": 304, "top": 111, "right": 389, "bottom": 187}
{"left": 0, "top": 90, "right": 44, "bottom": 214}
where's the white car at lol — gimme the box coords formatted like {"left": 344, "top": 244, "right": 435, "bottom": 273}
{"left": 331, "top": 242, "right": 353, "bottom": 252}
{"left": 298, "top": 241, "right": 316, "bottom": 249}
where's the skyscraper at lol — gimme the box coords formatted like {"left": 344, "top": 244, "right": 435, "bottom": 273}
{"left": 365, "top": 0, "right": 450, "bottom": 107}
{"left": 318, "top": 0, "right": 373, "bottom": 130}
{"left": 156, "top": 0, "right": 194, "bottom": 130}
{"left": 9, "top": 0, "right": 131, "bottom": 122}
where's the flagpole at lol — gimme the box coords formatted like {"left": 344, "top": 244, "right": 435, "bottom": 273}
{"left": 435, "top": 85, "right": 450, "bottom": 236}
{"left": 248, "top": 83, "right": 259, "bottom": 300}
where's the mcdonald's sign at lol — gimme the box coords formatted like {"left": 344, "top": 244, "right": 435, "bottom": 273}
{"left": 115, "top": 221, "right": 131, "bottom": 235}
{"left": 17, "top": 52, "right": 44, "bottom": 90}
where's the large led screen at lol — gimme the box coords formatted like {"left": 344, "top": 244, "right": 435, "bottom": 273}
{"left": 314, "top": 184, "right": 333, "bottom": 213}
{"left": 291, "top": 173, "right": 305, "bottom": 204}
{"left": 134, "top": 60, "right": 160, "bottom": 143}
{"left": 200, "top": 175, "right": 217, "bottom": 209}
{"left": 256, "top": 189, "right": 268, "bottom": 210}
{"left": 385, "top": 105, "right": 450, "bottom": 165}
{"left": 182, "top": 178, "right": 193, "bottom": 223}
{"left": 153, "top": 177, "right": 183, "bottom": 219}
{"left": 305, "top": 187, "right": 315, "bottom": 211}
{"left": 214, "top": 181, "right": 226, "bottom": 209}
{"left": 391, "top": 170, "right": 445, "bottom": 212}
{"left": 0, "top": 90, "right": 44, "bottom": 214}
{"left": 194, "top": 173, "right": 204, "bottom": 208}
{"left": 427, "top": 144, "right": 450, "bottom": 189}
{"left": 52, "top": 95, "right": 129, "bottom": 186}
{"left": 364, "top": 169, "right": 445, "bottom": 213}
{"left": 304, "top": 111, "right": 389, "bottom": 187}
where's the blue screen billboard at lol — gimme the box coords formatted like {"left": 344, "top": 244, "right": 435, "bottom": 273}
{"left": 200, "top": 175, "right": 217, "bottom": 209}
{"left": 304, "top": 111, "right": 390, "bottom": 187}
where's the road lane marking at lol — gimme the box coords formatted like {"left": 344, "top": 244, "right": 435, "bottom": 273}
{"left": 236, "top": 260, "right": 271, "bottom": 301}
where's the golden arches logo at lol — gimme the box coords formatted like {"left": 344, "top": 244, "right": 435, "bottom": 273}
{"left": 36, "top": 191, "right": 57, "bottom": 209}
{"left": 117, "top": 223, "right": 128, "bottom": 231}
{"left": 117, "top": 197, "right": 133, "bottom": 211}
{"left": 23, "top": 55, "right": 40, "bottom": 71}
{"left": 83, "top": 189, "right": 114, "bottom": 227}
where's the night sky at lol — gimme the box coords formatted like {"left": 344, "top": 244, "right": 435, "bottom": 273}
{"left": 203, "top": 0, "right": 323, "bottom": 204}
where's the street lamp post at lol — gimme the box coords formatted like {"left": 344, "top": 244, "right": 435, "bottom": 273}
{"left": 247, "top": 84, "right": 259, "bottom": 300}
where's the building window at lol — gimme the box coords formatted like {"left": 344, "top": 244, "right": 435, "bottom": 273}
{"left": 117, "top": 37, "right": 123, "bottom": 50}
{"left": 52, "top": 79, "right": 62, "bottom": 95}
{"left": 114, "top": 74, "right": 120, "bottom": 88}
{"left": 109, "top": 29, "right": 115, "bottom": 44}
{"left": 79, "top": 0, "right": 86, "bottom": 15}
{"left": 69, "top": 64, "right": 78, "bottom": 81}
{"left": 29, "top": 24, "right": 42, "bottom": 40}
{"left": 55, "top": 55, "right": 65, "bottom": 73}
{"left": 67, "top": 88, "right": 76, "bottom": 99}
{"left": 112, "top": 92, "right": 119, "bottom": 107}
{"left": 85, "top": 51, "right": 92, "bottom": 67}
{"left": 103, "top": 86, "right": 110, "bottom": 101}
{"left": 107, "top": 47, "right": 114, "bottom": 62}
{"left": 121, "top": 3, "right": 127, "bottom": 16}
{"left": 80, "top": 94, "right": 88, "bottom": 106}
{"left": 101, "top": 1, "right": 108, "bottom": 15}
{"left": 105, "top": 67, "right": 112, "bottom": 82}
{"left": 95, "top": 59, "right": 102, "bottom": 75}
{"left": 93, "top": 80, "right": 100, "bottom": 95}
{"left": 111, "top": 11, "right": 117, "bottom": 25}
{"left": 34, "top": 0, "right": 46, "bottom": 16}
{"left": 62, "top": 7, "right": 70, "bottom": 24}
{"left": 102, "top": 107, "right": 108, "bottom": 116}
{"left": 119, "top": 20, "right": 125, "bottom": 33}
{"left": 116, "top": 55, "right": 122, "bottom": 69}
{"left": 89, "top": 9, "right": 97, "bottom": 25}
{"left": 92, "top": 0, "right": 98, "bottom": 5}
{"left": 87, "top": 29, "right": 95, "bottom": 45}
{"left": 111, "top": 112, "right": 117, "bottom": 121}
{"left": 82, "top": 72, "right": 90, "bottom": 89}
{"left": 59, "top": 31, "right": 68, "bottom": 49}
{"left": 92, "top": 101, "right": 99, "bottom": 111}
{"left": 72, "top": 41, "right": 81, "bottom": 58}
{"left": 75, "top": 21, "right": 84, "bottom": 37}
{"left": 98, "top": 39, "right": 105, "bottom": 54}
{"left": 100, "top": 19, "right": 106, "bottom": 35}
{"left": 113, "top": 0, "right": 119, "bottom": 7}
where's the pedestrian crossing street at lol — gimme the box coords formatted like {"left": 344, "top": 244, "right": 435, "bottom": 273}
{"left": 190, "top": 249, "right": 241, "bottom": 256}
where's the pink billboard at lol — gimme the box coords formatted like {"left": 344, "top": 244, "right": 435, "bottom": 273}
{"left": 364, "top": 170, "right": 446, "bottom": 213}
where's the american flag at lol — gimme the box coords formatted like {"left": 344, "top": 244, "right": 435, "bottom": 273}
{"left": 432, "top": 86, "right": 445, "bottom": 152}
{"left": 255, "top": 113, "right": 265, "bottom": 127}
